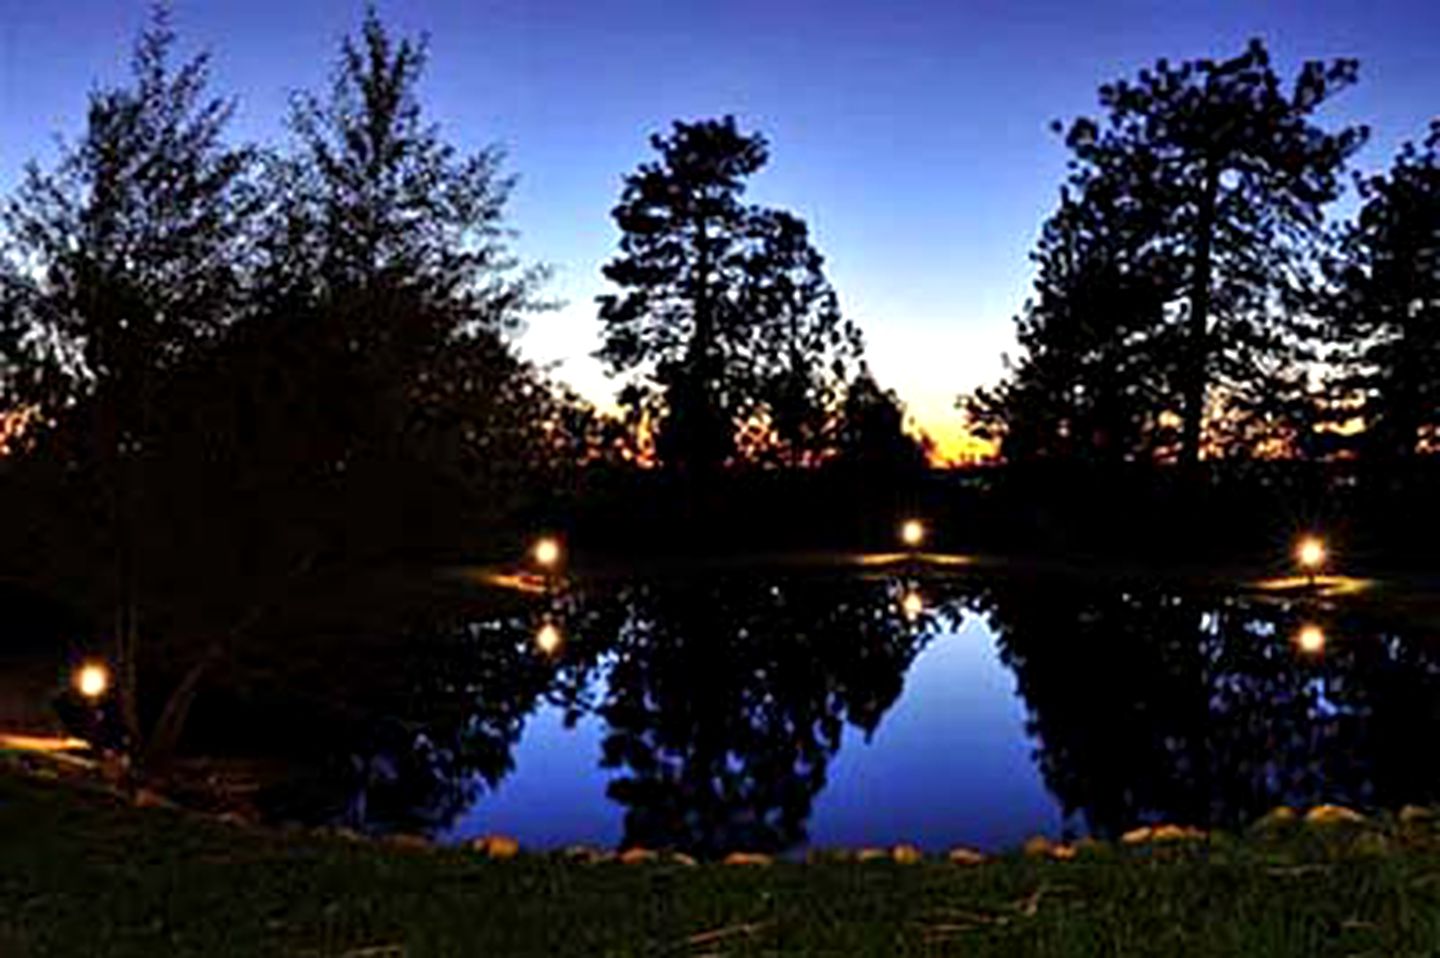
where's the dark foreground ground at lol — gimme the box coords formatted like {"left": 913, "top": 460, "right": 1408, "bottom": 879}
{"left": 7, "top": 768, "right": 1440, "bottom": 956}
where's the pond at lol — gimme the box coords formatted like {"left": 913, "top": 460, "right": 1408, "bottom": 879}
{"left": 212, "top": 567, "right": 1440, "bottom": 858}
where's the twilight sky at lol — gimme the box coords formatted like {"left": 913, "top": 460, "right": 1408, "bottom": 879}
{"left": 2, "top": 0, "right": 1437, "bottom": 460}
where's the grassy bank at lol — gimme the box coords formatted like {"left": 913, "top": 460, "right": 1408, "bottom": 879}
{"left": 7, "top": 769, "right": 1440, "bottom": 956}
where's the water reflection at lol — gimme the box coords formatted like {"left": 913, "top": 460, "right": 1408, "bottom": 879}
{"left": 227, "top": 572, "right": 1440, "bottom": 853}
{"left": 975, "top": 581, "right": 1440, "bottom": 837}
{"left": 590, "top": 577, "right": 932, "bottom": 856}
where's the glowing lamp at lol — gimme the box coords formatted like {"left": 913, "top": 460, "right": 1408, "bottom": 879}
{"left": 532, "top": 536, "right": 562, "bottom": 570}
{"left": 901, "top": 590, "right": 924, "bottom": 620}
{"left": 74, "top": 662, "right": 110, "bottom": 700}
{"left": 535, "top": 622, "right": 563, "bottom": 655}
{"left": 900, "top": 519, "right": 925, "bottom": 549}
{"left": 1296, "top": 624, "right": 1326, "bottom": 655}
{"left": 1296, "top": 536, "right": 1326, "bottom": 571}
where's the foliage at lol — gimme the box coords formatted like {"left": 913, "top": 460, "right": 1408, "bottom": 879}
{"left": 832, "top": 372, "right": 930, "bottom": 473}
{"left": 0, "top": 7, "right": 256, "bottom": 464}
{"left": 974, "top": 39, "right": 1367, "bottom": 465}
{"left": 598, "top": 116, "right": 865, "bottom": 471}
{"left": 966, "top": 176, "right": 1181, "bottom": 463}
{"left": 1323, "top": 122, "right": 1440, "bottom": 463}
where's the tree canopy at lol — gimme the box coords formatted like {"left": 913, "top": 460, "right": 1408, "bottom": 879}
{"left": 972, "top": 39, "right": 1368, "bottom": 466}
{"left": 598, "top": 116, "right": 869, "bottom": 472}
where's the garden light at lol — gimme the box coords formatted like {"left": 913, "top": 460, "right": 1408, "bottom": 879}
{"left": 74, "top": 661, "right": 110, "bottom": 700}
{"left": 533, "top": 536, "right": 562, "bottom": 570}
{"left": 1296, "top": 536, "right": 1325, "bottom": 571}
{"left": 1296, "top": 624, "right": 1326, "bottom": 655}
{"left": 900, "top": 519, "right": 926, "bottom": 549}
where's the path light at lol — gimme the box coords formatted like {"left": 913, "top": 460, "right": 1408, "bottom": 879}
{"left": 901, "top": 590, "right": 924, "bottom": 621}
{"left": 1295, "top": 624, "right": 1326, "bottom": 655}
{"left": 532, "top": 536, "right": 562, "bottom": 570}
{"left": 535, "top": 622, "right": 563, "bottom": 656}
{"left": 1296, "top": 536, "right": 1326, "bottom": 573}
{"left": 73, "top": 661, "right": 109, "bottom": 700}
{"left": 900, "top": 519, "right": 926, "bottom": 549}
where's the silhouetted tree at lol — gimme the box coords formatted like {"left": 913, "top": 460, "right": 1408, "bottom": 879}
{"left": 741, "top": 209, "right": 865, "bottom": 465}
{"left": 599, "top": 117, "right": 862, "bottom": 472}
{"left": 128, "top": 8, "right": 589, "bottom": 768}
{"left": 254, "top": 6, "right": 550, "bottom": 488}
{"left": 1324, "top": 121, "right": 1440, "bottom": 464}
{"left": 832, "top": 372, "right": 930, "bottom": 473}
{"left": 965, "top": 176, "right": 1181, "bottom": 463}
{"left": 0, "top": 8, "right": 257, "bottom": 745}
{"left": 1035, "top": 40, "right": 1366, "bottom": 464}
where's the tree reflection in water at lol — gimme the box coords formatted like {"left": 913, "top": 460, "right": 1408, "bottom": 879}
{"left": 972, "top": 581, "right": 1440, "bottom": 837}
{"left": 252, "top": 574, "right": 933, "bottom": 850}
{"left": 590, "top": 576, "right": 934, "bottom": 857}
{"left": 244, "top": 572, "right": 1440, "bottom": 851}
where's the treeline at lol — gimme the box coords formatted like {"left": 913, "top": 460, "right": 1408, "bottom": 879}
{"left": 966, "top": 40, "right": 1440, "bottom": 470}
{"left": 0, "top": 7, "right": 926, "bottom": 494}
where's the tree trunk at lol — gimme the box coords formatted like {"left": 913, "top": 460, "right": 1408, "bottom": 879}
{"left": 1181, "top": 162, "right": 1219, "bottom": 468}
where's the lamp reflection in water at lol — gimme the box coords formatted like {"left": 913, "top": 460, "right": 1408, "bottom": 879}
{"left": 900, "top": 589, "right": 924, "bottom": 621}
{"left": 535, "top": 622, "right": 563, "bottom": 656}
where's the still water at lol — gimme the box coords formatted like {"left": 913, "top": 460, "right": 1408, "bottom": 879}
{"left": 247, "top": 572, "right": 1440, "bottom": 858}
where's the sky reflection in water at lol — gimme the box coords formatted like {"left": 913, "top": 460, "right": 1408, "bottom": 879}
{"left": 272, "top": 573, "right": 1440, "bottom": 858}
{"left": 455, "top": 606, "right": 1063, "bottom": 852}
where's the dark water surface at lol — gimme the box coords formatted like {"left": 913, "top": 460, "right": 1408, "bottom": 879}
{"left": 187, "top": 570, "right": 1440, "bottom": 857}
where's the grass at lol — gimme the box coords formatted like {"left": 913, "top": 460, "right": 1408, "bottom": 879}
{"left": 8, "top": 769, "right": 1440, "bottom": 955}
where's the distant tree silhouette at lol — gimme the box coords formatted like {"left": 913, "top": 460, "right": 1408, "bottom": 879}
{"left": 598, "top": 117, "right": 863, "bottom": 472}
{"left": 1324, "top": 121, "right": 1440, "bottom": 464}
{"left": 982, "top": 40, "right": 1367, "bottom": 465}
{"left": 832, "top": 372, "right": 930, "bottom": 473}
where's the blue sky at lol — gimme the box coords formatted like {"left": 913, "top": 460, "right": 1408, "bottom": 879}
{"left": 2, "top": 0, "right": 1436, "bottom": 458}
